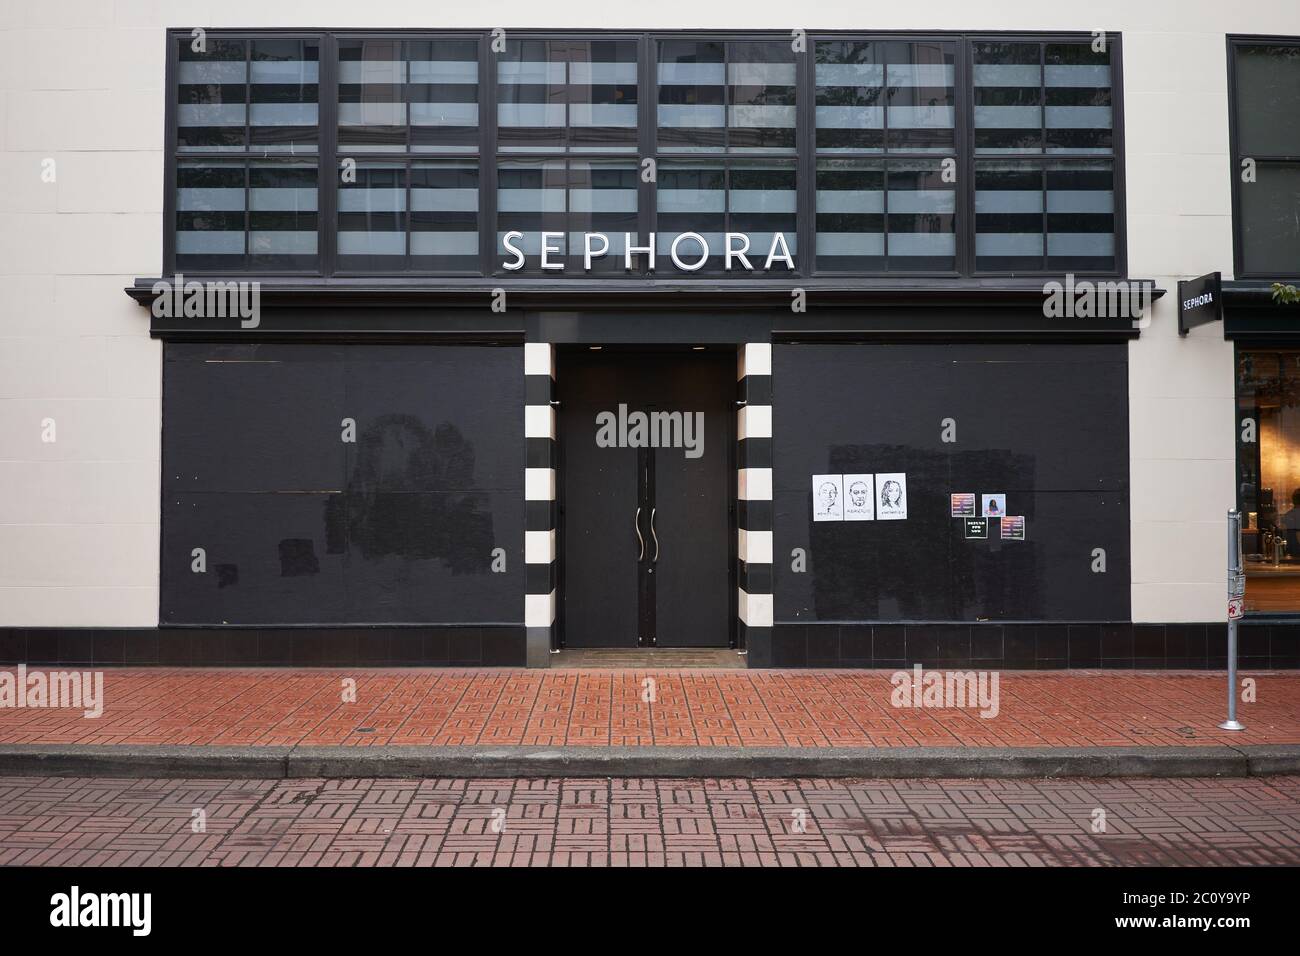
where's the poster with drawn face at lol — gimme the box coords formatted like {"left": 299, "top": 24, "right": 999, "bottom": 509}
{"left": 982, "top": 493, "right": 1006, "bottom": 518}
{"left": 843, "top": 474, "right": 875, "bottom": 521}
{"left": 812, "top": 474, "right": 843, "bottom": 521}
{"left": 877, "top": 472, "right": 907, "bottom": 520}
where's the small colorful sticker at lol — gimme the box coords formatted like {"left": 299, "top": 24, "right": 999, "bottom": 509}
{"left": 1001, "top": 515, "right": 1025, "bottom": 540}
{"left": 982, "top": 493, "right": 1006, "bottom": 518}
{"left": 951, "top": 493, "right": 976, "bottom": 517}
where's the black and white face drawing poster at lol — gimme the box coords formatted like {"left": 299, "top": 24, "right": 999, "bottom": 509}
{"left": 843, "top": 474, "right": 875, "bottom": 521}
{"left": 812, "top": 474, "right": 843, "bottom": 521}
{"left": 877, "top": 473, "right": 907, "bottom": 520}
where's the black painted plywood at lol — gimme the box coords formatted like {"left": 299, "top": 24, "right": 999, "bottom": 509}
{"left": 162, "top": 343, "right": 523, "bottom": 625}
{"left": 773, "top": 343, "right": 1130, "bottom": 622}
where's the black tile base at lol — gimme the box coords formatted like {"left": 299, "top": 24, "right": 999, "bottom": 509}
{"left": 0, "top": 627, "right": 527, "bottom": 667}
{"left": 3, "top": 622, "right": 1292, "bottom": 670}
{"left": 766, "top": 622, "right": 1299, "bottom": 669}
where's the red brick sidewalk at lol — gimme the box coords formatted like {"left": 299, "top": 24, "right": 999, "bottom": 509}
{"left": 0, "top": 668, "right": 1296, "bottom": 748}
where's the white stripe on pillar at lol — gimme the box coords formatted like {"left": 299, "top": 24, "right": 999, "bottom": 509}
{"left": 525, "top": 529, "right": 556, "bottom": 564}
{"left": 524, "top": 342, "right": 555, "bottom": 377}
{"left": 737, "top": 404, "right": 772, "bottom": 440}
{"left": 524, "top": 404, "right": 556, "bottom": 439}
{"left": 738, "top": 528, "right": 774, "bottom": 565}
{"left": 737, "top": 588, "right": 774, "bottom": 627}
{"left": 738, "top": 467, "right": 773, "bottom": 501}
{"left": 525, "top": 589, "right": 557, "bottom": 627}
{"left": 525, "top": 467, "right": 556, "bottom": 501}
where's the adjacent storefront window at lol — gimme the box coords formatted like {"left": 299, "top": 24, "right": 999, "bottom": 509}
{"left": 1237, "top": 348, "right": 1300, "bottom": 613}
{"left": 166, "top": 31, "right": 1125, "bottom": 278}
{"left": 1229, "top": 40, "right": 1300, "bottom": 278}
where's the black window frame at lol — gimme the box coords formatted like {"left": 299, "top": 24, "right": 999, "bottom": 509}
{"left": 163, "top": 28, "right": 1128, "bottom": 282}
{"left": 1227, "top": 34, "right": 1300, "bottom": 282}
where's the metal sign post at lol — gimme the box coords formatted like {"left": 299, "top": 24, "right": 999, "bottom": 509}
{"left": 1220, "top": 509, "right": 1246, "bottom": 731}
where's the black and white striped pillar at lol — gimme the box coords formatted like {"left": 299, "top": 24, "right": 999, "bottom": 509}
{"left": 737, "top": 342, "right": 773, "bottom": 665}
{"left": 524, "top": 342, "right": 557, "bottom": 667}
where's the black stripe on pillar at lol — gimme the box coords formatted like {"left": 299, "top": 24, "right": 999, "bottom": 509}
{"left": 525, "top": 374, "right": 554, "bottom": 406}
{"left": 527, "top": 436, "right": 554, "bottom": 469}
{"left": 739, "top": 561, "right": 773, "bottom": 594}
{"left": 738, "top": 436, "right": 772, "bottom": 471}
{"left": 526, "top": 560, "right": 557, "bottom": 594}
{"left": 738, "top": 375, "right": 772, "bottom": 406}
{"left": 526, "top": 499, "right": 558, "bottom": 532}
{"left": 738, "top": 499, "right": 773, "bottom": 531}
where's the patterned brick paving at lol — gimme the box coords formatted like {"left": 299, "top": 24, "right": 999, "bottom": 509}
{"left": 0, "top": 668, "right": 1296, "bottom": 748}
{"left": 0, "top": 775, "right": 1296, "bottom": 867}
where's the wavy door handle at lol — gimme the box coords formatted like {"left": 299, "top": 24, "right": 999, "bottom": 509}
{"left": 635, "top": 506, "right": 644, "bottom": 561}
{"left": 651, "top": 507, "right": 659, "bottom": 562}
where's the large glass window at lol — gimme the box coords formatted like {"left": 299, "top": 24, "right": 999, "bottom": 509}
{"left": 333, "top": 37, "right": 481, "bottom": 273}
{"left": 166, "top": 30, "right": 1125, "bottom": 279}
{"left": 178, "top": 38, "right": 320, "bottom": 153}
{"left": 973, "top": 40, "right": 1115, "bottom": 273}
{"left": 176, "top": 160, "right": 319, "bottom": 272}
{"left": 813, "top": 40, "right": 956, "bottom": 273}
{"left": 497, "top": 39, "right": 639, "bottom": 152}
{"left": 1230, "top": 41, "right": 1300, "bottom": 278}
{"left": 174, "top": 36, "right": 322, "bottom": 272}
{"left": 338, "top": 38, "right": 479, "bottom": 152}
{"left": 1236, "top": 348, "right": 1300, "bottom": 613}
{"left": 657, "top": 40, "right": 796, "bottom": 153}
{"left": 337, "top": 160, "right": 479, "bottom": 272}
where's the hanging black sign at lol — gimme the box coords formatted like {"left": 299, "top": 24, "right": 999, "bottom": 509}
{"left": 1177, "top": 272, "right": 1222, "bottom": 336}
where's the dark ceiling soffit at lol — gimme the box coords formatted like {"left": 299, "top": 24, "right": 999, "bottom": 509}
{"left": 125, "top": 278, "right": 1164, "bottom": 312}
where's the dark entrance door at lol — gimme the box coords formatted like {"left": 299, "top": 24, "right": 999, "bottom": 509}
{"left": 559, "top": 349, "right": 733, "bottom": 648}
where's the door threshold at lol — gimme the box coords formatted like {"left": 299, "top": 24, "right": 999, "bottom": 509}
{"left": 551, "top": 648, "right": 747, "bottom": 669}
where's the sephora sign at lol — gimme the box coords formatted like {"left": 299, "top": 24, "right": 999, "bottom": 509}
{"left": 500, "top": 231, "right": 795, "bottom": 272}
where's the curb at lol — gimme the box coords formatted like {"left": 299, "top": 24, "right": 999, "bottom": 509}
{"left": 0, "top": 744, "right": 1296, "bottom": 779}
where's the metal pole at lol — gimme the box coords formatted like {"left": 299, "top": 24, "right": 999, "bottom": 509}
{"left": 1220, "top": 509, "right": 1245, "bottom": 731}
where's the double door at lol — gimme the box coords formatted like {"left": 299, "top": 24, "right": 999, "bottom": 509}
{"left": 560, "top": 350, "right": 732, "bottom": 647}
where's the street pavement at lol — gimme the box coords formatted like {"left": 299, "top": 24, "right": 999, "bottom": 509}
{"left": 2, "top": 775, "right": 1297, "bottom": 867}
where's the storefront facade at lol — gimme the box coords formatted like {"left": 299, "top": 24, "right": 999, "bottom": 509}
{"left": 1, "top": 4, "right": 1298, "bottom": 669}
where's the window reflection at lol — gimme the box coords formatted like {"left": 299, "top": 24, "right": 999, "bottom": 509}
{"left": 1237, "top": 349, "right": 1300, "bottom": 612}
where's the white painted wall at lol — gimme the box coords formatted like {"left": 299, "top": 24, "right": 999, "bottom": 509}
{"left": 1, "top": 1, "right": 1297, "bottom": 626}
